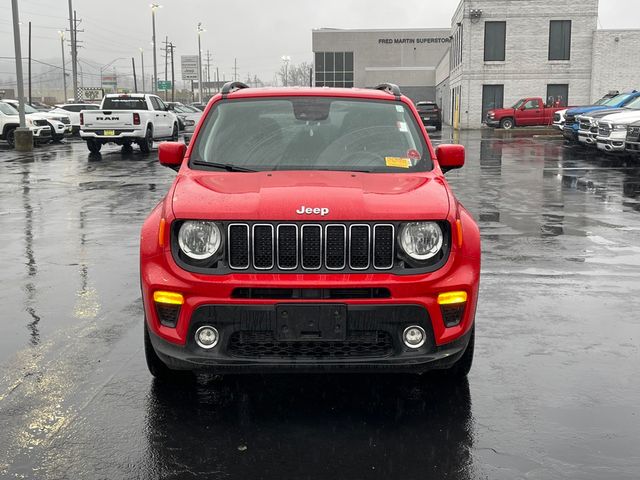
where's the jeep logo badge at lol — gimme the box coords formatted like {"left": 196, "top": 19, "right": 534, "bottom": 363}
{"left": 296, "top": 206, "right": 330, "bottom": 216}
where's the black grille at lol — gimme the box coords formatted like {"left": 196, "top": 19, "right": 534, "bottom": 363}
{"left": 373, "top": 225, "right": 394, "bottom": 269}
{"left": 227, "top": 331, "right": 394, "bottom": 359}
{"left": 325, "top": 225, "right": 346, "bottom": 269}
{"left": 277, "top": 225, "right": 297, "bottom": 269}
{"left": 228, "top": 224, "right": 249, "bottom": 269}
{"left": 253, "top": 225, "right": 274, "bottom": 269}
{"left": 565, "top": 114, "right": 576, "bottom": 125}
{"left": 627, "top": 126, "right": 640, "bottom": 141}
{"left": 598, "top": 123, "right": 611, "bottom": 137}
{"left": 231, "top": 287, "right": 391, "bottom": 299}
{"left": 579, "top": 119, "right": 591, "bottom": 130}
{"left": 349, "top": 225, "right": 370, "bottom": 269}
{"left": 227, "top": 223, "right": 395, "bottom": 272}
{"left": 33, "top": 119, "right": 48, "bottom": 126}
{"left": 59, "top": 117, "right": 71, "bottom": 125}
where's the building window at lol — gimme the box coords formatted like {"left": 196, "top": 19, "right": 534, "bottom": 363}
{"left": 315, "top": 52, "right": 354, "bottom": 88}
{"left": 484, "top": 21, "right": 506, "bottom": 61}
{"left": 546, "top": 84, "right": 569, "bottom": 106}
{"left": 481, "top": 84, "right": 504, "bottom": 120}
{"left": 549, "top": 20, "right": 571, "bottom": 60}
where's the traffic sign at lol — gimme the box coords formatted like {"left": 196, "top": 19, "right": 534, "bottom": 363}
{"left": 181, "top": 55, "right": 199, "bottom": 81}
{"left": 157, "top": 80, "right": 172, "bottom": 91}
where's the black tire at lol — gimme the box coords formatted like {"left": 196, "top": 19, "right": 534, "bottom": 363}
{"left": 445, "top": 326, "right": 474, "bottom": 379}
{"left": 171, "top": 123, "right": 179, "bottom": 141}
{"left": 86, "top": 139, "right": 101, "bottom": 154}
{"left": 52, "top": 134, "right": 65, "bottom": 143}
{"left": 6, "top": 128, "right": 16, "bottom": 148}
{"left": 139, "top": 127, "right": 153, "bottom": 153}
{"left": 144, "top": 322, "right": 193, "bottom": 383}
{"left": 500, "top": 118, "right": 514, "bottom": 130}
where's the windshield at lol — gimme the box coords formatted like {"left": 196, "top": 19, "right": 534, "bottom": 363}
{"left": 0, "top": 102, "right": 19, "bottom": 115}
{"left": 623, "top": 96, "right": 640, "bottom": 109}
{"left": 182, "top": 105, "right": 200, "bottom": 113}
{"left": 191, "top": 97, "right": 431, "bottom": 173}
{"left": 603, "top": 93, "right": 632, "bottom": 106}
{"left": 511, "top": 99, "right": 525, "bottom": 109}
{"left": 101, "top": 97, "right": 148, "bottom": 110}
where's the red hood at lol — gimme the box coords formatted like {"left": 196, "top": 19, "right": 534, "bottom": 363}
{"left": 170, "top": 170, "right": 450, "bottom": 221}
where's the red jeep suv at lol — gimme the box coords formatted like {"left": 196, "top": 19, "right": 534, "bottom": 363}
{"left": 140, "top": 82, "right": 480, "bottom": 381}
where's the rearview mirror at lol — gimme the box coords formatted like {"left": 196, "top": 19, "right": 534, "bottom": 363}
{"left": 435, "top": 144, "right": 464, "bottom": 173}
{"left": 159, "top": 142, "right": 186, "bottom": 171}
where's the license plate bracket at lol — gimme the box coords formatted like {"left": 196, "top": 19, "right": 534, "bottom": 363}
{"left": 103, "top": 129, "right": 115, "bottom": 136}
{"left": 276, "top": 304, "right": 346, "bottom": 341}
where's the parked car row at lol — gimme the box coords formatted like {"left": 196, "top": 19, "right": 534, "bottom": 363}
{"left": 561, "top": 90, "right": 640, "bottom": 157}
{"left": 0, "top": 99, "right": 72, "bottom": 147}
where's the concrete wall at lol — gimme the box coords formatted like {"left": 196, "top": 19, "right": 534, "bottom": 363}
{"left": 591, "top": 30, "right": 640, "bottom": 101}
{"left": 312, "top": 28, "right": 450, "bottom": 93}
{"left": 450, "top": 0, "right": 598, "bottom": 128}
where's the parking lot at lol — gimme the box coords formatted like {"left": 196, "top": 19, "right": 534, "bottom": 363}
{"left": 1, "top": 130, "right": 639, "bottom": 479}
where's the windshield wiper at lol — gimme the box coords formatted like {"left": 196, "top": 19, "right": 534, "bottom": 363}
{"left": 191, "top": 161, "right": 257, "bottom": 172}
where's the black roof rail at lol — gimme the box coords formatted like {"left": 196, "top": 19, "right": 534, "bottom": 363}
{"left": 221, "top": 81, "right": 250, "bottom": 96}
{"left": 374, "top": 83, "right": 402, "bottom": 100}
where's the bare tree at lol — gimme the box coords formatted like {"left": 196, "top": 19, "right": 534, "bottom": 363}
{"left": 278, "top": 61, "right": 312, "bottom": 87}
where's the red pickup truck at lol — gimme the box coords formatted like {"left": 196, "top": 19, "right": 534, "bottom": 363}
{"left": 485, "top": 97, "right": 567, "bottom": 129}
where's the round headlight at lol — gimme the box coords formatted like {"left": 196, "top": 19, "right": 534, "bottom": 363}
{"left": 399, "top": 222, "right": 443, "bottom": 261}
{"left": 178, "top": 221, "right": 221, "bottom": 260}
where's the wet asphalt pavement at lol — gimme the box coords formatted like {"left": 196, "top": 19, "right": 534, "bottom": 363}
{"left": 1, "top": 130, "right": 639, "bottom": 479}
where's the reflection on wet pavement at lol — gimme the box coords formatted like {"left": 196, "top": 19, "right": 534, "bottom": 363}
{"left": 0, "top": 133, "right": 639, "bottom": 479}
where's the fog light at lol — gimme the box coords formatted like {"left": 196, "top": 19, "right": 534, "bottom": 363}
{"left": 195, "top": 326, "right": 219, "bottom": 349}
{"left": 403, "top": 326, "right": 426, "bottom": 349}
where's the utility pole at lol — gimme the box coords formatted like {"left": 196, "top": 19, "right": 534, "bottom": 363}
{"left": 281, "top": 55, "right": 291, "bottom": 87}
{"left": 59, "top": 31, "right": 67, "bottom": 101}
{"left": 216, "top": 67, "right": 219, "bottom": 92}
{"left": 139, "top": 48, "right": 145, "bottom": 93}
{"left": 10, "top": 0, "right": 32, "bottom": 150}
{"left": 197, "top": 23, "right": 205, "bottom": 103}
{"left": 132, "top": 57, "right": 137, "bottom": 92}
{"left": 205, "top": 50, "right": 212, "bottom": 97}
{"left": 67, "top": 0, "right": 77, "bottom": 100}
{"left": 162, "top": 35, "right": 169, "bottom": 100}
{"left": 28, "top": 21, "right": 31, "bottom": 103}
{"left": 169, "top": 42, "right": 175, "bottom": 102}
{"left": 150, "top": 4, "right": 161, "bottom": 94}
{"left": 233, "top": 58, "right": 238, "bottom": 82}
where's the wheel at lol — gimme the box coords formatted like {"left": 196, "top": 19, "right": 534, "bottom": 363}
{"left": 139, "top": 127, "right": 153, "bottom": 153}
{"left": 86, "top": 139, "right": 101, "bottom": 154}
{"left": 500, "top": 118, "right": 514, "bottom": 130}
{"left": 445, "top": 326, "right": 474, "bottom": 379}
{"left": 144, "top": 322, "right": 193, "bottom": 383}
{"left": 6, "top": 128, "right": 16, "bottom": 148}
{"left": 171, "top": 123, "right": 179, "bottom": 141}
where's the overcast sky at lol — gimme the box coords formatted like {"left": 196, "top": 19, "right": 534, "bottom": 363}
{"left": 0, "top": 0, "right": 638, "bottom": 88}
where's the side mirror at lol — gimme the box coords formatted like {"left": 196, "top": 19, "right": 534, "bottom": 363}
{"left": 436, "top": 144, "right": 465, "bottom": 173}
{"left": 159, "top": 142, "right": 186, "bottom": 171}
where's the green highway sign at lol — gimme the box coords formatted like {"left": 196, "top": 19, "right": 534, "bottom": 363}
{"left": 157, "top": 80, "right": 172, "bottom": 91}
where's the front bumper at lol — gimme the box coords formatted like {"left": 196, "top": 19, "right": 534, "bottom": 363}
{"left": 563, "top": 125, "right": 578, "bottom": 141}
{"left": 626, "top": 141, "right": 640, "bottom": 154}
{"left": 148, "top": 304, "right": 473, "bottom": 373}
{"left": 597, "top": 135, "right": 627, "bottom": 152}
{"left": 420, "top": 116, "right": 441, "bottom": 127}
{"left": 30, "top": 126, "right": 51, "bottom": 141}
{"left": 485, "top": 119, "right": 500, "bottom": 127}
{"left": 578, "top": 129, "right": 597, "bottom": 145}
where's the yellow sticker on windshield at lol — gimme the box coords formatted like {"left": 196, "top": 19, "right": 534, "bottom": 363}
{"left": 385, "top": 157, "right": 411, "bottom": 168}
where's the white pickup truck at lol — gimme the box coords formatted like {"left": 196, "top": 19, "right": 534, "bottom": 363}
{"left": 80, "top": 93, "right": 179, "bottom": 153}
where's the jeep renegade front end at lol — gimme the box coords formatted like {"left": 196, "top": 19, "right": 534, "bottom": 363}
{"left": 140, "top": 82, "right": 480, "bottom": 381}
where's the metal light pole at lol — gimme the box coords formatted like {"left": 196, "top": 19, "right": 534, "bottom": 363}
{"left": 140, "top": 48, "right": 145, "bottom": 93}
{"left": 197, "top": 23, "right": 205, "bottom": 103}
{"left": 150, "top": 3, "right": 161, "bottom": 94}
{"left": 281, "top": 55, "right": 291, "bottom": 87}
{"left": 59, "top": 31, "right": 68, "bottom": 101}
{"left": 10, "top": 0, "right": 32, "bottom": 150}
